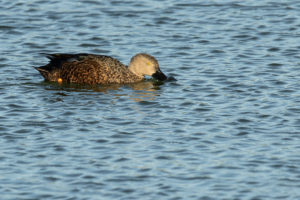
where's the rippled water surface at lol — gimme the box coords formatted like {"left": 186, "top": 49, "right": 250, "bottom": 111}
{"left": 1, "top": 0, "right": 300, "bottom": 199}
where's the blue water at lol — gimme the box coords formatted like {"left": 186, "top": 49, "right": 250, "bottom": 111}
{"left": 1, "top": 0, "right": 300, "bottom": 199}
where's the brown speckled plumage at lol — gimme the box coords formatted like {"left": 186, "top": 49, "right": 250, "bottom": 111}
{"left": 35, "top": 53, "right": 167, "bottom": 85}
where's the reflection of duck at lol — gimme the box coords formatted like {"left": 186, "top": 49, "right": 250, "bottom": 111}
{"left": 128, "top": 81, "right": 158, "bottom": 91}
{"left": 128, "top": 81, "right": 159, "bottom": 102}
{"left": 47, "top": 80, "right": 160, "bottom": 102}
{"left": 35, "top": 53, "right": 167, "bottom": 84}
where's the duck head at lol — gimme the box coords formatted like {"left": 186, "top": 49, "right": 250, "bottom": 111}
{"left": 129, "top": 53, "right": 167, "bottom": 81}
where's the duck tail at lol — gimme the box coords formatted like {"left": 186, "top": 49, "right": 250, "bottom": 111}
{"left": 34, "top": 66, "right": 51, "bottom": 80}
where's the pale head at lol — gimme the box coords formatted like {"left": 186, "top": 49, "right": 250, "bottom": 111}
{"left": 128, "top": 53, "right": 167, "bottom": 81}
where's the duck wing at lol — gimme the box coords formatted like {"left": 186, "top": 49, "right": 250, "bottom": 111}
{"left": 46, "top": 53, "right": 90, "bottom": 69}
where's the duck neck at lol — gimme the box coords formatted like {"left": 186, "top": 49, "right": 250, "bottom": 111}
{"left": 128, "top": 63, "right": 144, "bottom": 78}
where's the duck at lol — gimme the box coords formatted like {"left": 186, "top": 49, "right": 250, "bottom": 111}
{"left": 35, "top": 53, "right": 167, "bottom": 85}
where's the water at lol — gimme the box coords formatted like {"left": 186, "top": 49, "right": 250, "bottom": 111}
{"left": 1, "top": 0, "right": 300, "bottom": 199}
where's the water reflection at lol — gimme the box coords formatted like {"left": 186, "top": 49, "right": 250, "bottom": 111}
{"left": 128, "top": 81, "right": 159, "bottom": 102}
{"left": 40, "top": 80, "right": 161, "bottom": 102}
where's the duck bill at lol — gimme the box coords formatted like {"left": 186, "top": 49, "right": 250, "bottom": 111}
{"left": 152, "top": 69, "right": 167, "bottom": 81}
